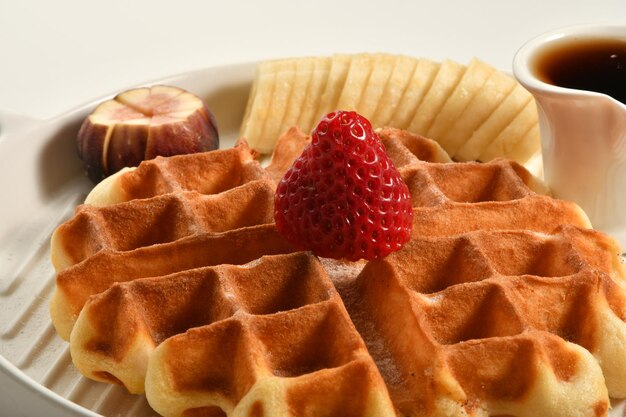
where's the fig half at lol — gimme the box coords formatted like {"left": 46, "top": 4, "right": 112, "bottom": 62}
{"left": 77, "top": 85, "right": 219, "bottom": 183}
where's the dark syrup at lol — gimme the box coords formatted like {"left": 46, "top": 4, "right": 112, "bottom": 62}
{"left": 533, "top": 38, "right": 626, "bottom": 104}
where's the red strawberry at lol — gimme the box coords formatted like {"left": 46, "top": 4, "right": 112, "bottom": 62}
{"left": 274, "top": 110, "right": 413, "bottom": 261}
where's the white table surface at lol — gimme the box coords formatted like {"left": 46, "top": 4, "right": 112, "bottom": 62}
{"left": 0, "top": 0, "right": 624, "bottom": 121}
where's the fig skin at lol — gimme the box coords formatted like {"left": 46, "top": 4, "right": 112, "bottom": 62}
{"left": 77, "top": 86, "right": 219, "bottom": 183}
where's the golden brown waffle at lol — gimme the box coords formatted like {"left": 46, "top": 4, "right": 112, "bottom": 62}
{"left": 85, "top": 140, "right": 267, "bottom": 206}
{"left": 51, "top": 142, "right": 273, "bottom": 340}
{"left": 51, "top": 224, "right": 295, "bottom": 341}
{"left": 71, "top": 253, "right": 397, "bottom": 417}
{"left": 144, "top": 268, "right": 396, "bottom": 417}
{"left": 51, "top": 179, "right": 276, "bottom": 271}
{"left": 400, "top": 158, "right": 592, "bottom": 236}
{"left": 269, "top": 127, "right": 591, "bottom": 237}
{"left": 350, "top": 225, "right": 625, "bottom": 414}
{"left": 51, "top": 128, "right": 626, "bottom": 417}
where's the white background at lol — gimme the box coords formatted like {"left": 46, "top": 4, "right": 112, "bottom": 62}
{"left": 0, "top": 0, "right": 624, "bottom": 120}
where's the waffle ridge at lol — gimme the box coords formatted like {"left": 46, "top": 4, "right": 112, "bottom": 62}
{"left": 50, "top": 126, "right": 626, "bottom": 417}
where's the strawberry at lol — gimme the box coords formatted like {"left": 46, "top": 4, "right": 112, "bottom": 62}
{"left": 274, "top": 110, "right": 413, "bottom": 261}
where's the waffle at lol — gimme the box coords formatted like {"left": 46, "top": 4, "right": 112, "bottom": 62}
{"left": 400, "top": 157, "right": 592, "bottom": 236}
{"left": 84, "top": 140, "right": 267, "bottom": 207}
{"left": 51, "top": 224, "right": 295, "bottom": 341}
{"left": 270, "top": 127, "right": 591, "bottom": 237}
{"left": 51, "top": 127, "right": 626, "bottom": 417}
{"left": 266, "top": 126, "right": 452, "bottom": 182}
{"left": 51, "top": 179, "right": 276, "bottom": 271}
{"left": 50, "top": 142, "right": 272, "bottom": 339}
{"left": 72, "top": 253, "right": 397, "bottom": 417}
{"left": 350, "top": 225, "right": 625, "bottom": 414}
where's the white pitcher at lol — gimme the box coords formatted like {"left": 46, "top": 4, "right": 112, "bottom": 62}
{"left": 514, "top": 24, "right": 626, "bottom": 249}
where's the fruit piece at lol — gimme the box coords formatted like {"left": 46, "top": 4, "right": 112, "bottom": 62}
{"left": 296, "top": 57, "right": 331, "bottom": 132}
{"left": 369, "top": 55, "right": 418, "bottom": 128}
{"left": 454, "top": 84, "right": 532, "bottom": 162}
{"left": 239, "top": 54, "right": 541, "bottom": 163}
{"left": 357, "top": 54, "right": 396, "bottom": 119}
{"left": 274, "top": 111, "right": 413, "bottom": 261}
{"left": 388, "top": 58, "right": 440, "bottom": 129}
{"left": 77, "top": 85, "right": 218, "bottom": 183}
{"left": 427, "top": 58, "right": 494, "bottom": 153}
{"left": 240, "top": 61, "right": 278, "bottom": 151}
{"left": 280, "top": 58, "right": 316, "bottom": 136}
{"left": 444, "top": 69, "right": 516, "bottom": 156}
{"left": 314, "top": 54, "right": 351, "bottom": 127}
{"left": 336, "top": 54, "right": 375, "bottom": 111}
{"left": 479, "top": 100, "right": 539, "bottom": 162}
{"left": 259, "top": 59, "right": 298, "bottom": 152}
{"left": 406, "top": 59, "right": 466, "bottom": 134}
{"left": 509, "top": 123, "right": 541, "bottom": 164}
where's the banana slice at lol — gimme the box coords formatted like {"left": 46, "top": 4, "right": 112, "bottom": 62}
{"left": 240, "top": 61, "right": 279, "bottom": 151}
{"left": 240, "top": 54, "right": 540, "bottom": 163}
{"left": 388, "top": 58, "right": 440, "bottom": 130}
{"left": 280, "top": 58, "right": 316, "bottom": 136}
{"left": 77, "top": 85, "right": 218, "bottom": 183}
{"left": 357, "top": 54, "right": 397, "bottom": 120}
{"left": 314, "top": 54, "right": 351, "bottom": 126}
{"left": 427, "top": 58, "right": 494, "bottom": 153}
{"left": 259, "top": 59, "right": 298, "bottom": 153}
{"left": 296, "top": 57, "right": 331, "bottom": 134}
{"left": 509, "top": 123, "right": 541, "bottom": 164}
{"left": 407, "top": 59, "right": 466, "bottom": 135}
{"left": 454, "top": 84, "right": 532, "bottom": 162}
{"left": 445, "top": 70, "right": 516, "bottom": 157}
{"left": 479, "top": 100, "right": 539, "bottom": 161}
{"left": 370, "top": 55, "right": 418, "bottom": 128}
{"left": 336, "top": 54, "right": 375, "bottom": 111}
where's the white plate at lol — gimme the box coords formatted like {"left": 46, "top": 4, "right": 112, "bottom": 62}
{"left": 0, "top": 62, "right": 624, "bottom": 417}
